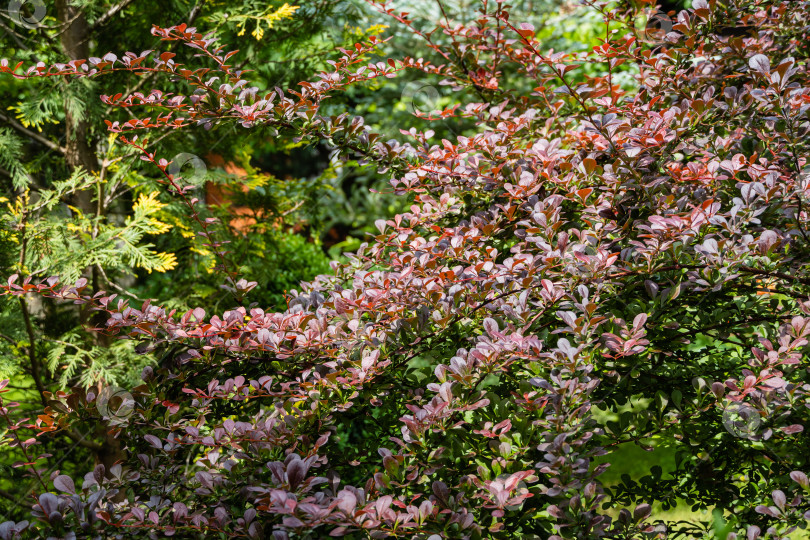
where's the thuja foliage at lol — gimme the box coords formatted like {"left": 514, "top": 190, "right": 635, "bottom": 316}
{"left": 0, "top": 0, "right": 345, "bottom": 383}
{"left": 1, "top": 0, "right": 810, "bottom": 537}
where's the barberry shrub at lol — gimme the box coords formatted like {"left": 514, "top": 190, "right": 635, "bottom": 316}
{"left": 2, "top": 0, "right": 810, "bottom": 538}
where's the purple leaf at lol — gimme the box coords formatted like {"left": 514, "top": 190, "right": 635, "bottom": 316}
{"left": 748, "top": 54, "right": 770, "bottom": 74}
{"left": 780, "top": 424, "right": 803, "bottom": 434}
{"left": 144, "top": 434, "right": 163, "bottom": 449}
{"left": 37, "top": 493, "right": 58, "bottom": 515}
{"left": 286, "top": 459, "right": 308, "bottom": 490}
{"left": 790, "top": 471, "right": 809, "bottom": 488}
{"left": 336, "top": 490, "right": 357, "bottom": 514}
{"left": 772, "top": 490, "right": 786, "bottom": 510}
{"left": 53, "top": 475, "right": 75, "bottom": 494}
{"left": 754, "top": 505, "right": 779, "bottom": 517}
{"left": 633, "top": 503, "right": 651, "bottom": 521}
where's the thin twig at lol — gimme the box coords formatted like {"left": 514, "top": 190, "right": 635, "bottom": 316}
{"left": 88, "top": 0, "right": 136, "bottom": 31}
{"left": 0, "top": 112, "right": 66, "bottom": 154}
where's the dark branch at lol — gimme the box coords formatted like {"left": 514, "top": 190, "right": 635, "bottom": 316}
{"left": 0, "top": 112, "right": 66, "bottom": 154}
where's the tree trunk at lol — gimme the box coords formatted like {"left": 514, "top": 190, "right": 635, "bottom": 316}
{"left": 56, "top": 1, "right": 125, "bottom": 491}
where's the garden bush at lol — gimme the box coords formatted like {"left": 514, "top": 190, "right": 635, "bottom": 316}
{"left": 1, "top": 0, "right": 810, "bottom": 538}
